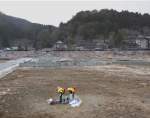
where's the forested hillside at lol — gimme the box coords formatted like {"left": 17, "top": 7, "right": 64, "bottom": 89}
{"left": 0, "top": 9, "right": 150, "bottom": 49}
{"left": 0, "top": 12, "right": 57, "bottom": 49}
{"left": 58, "top": 9, "right": 150, "bottom": 48}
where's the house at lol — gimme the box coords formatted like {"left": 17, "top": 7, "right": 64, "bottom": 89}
{"left": 145, "top": 36, "right": 150, "bottom": 49}
{"left": 136, "top": 35, "right": 148, "bottom": 49}
{"left": 53, "top": 41, "right": 67, "bottom": 51}
{"left": 124, "top": 35, "right": 150, "bottom": 50}
{"left": 93, "top": 39, "right": 109, "bottom": 50}
{"left": 123, "top": 35, "right": 139, "bottom": 49}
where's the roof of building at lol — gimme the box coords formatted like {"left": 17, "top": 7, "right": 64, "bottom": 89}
{"left": 145, "top": 36, "right": 150, "bottom": 39}
{"left": 56, "top": 41, "right": 63, "bottom": 44}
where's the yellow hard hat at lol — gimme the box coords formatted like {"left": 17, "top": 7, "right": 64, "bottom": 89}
{"left": 67, "top": 87, "right": 76, "bottom": 93}
{"left": 57, "top": 87, "right": 65, "bottom": 94}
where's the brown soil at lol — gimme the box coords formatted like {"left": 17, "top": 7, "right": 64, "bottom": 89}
{"left": 0, "top": 60, "right": 8, "bottom": 63}
{"left": 0, "top": 65, "right": 150, "bottom": 118}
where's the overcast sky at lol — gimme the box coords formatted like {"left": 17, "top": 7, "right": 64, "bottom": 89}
{"left": 0, "top": 1, "right": 150, "bottom": 26}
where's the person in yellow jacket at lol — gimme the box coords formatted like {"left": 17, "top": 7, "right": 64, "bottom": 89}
{"left": 67, "top": 87, "right": 76, "bottom": 100}
{"left": 57, "top": 87, "right": 65, "bottom": 103}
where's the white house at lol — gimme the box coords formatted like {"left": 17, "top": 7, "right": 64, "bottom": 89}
{"left": 53, "top": 41, "right": 67, "bottom": 50}
{"left": 136, "top": 35, "right": 148, "bottom": 49}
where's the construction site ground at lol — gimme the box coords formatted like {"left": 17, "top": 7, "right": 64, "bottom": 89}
{"left": 0, "top": 63, "right": 150, "bottom": 118}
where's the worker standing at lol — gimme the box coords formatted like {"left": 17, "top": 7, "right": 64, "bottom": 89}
{"left": 57, "top": 87, "right": 65, "bottom": 103}
{"left": 67, "top": 87, "right": 76, "bottom": 100}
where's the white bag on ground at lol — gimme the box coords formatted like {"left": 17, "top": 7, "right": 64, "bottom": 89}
{"left": 69, "top": 98, "right": 82, "bottom": 107}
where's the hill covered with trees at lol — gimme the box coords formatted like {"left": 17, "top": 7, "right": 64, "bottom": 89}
{"left": 0, "top": 9, "right": 150, "bottom": 50}
{"left": 0, "top": 12, "right": 57, "bottom": 50}
{"left": 58, "top": 9, "right": 150, "bottom": 48}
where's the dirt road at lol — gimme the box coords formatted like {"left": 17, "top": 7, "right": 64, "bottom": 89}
{"left": 0, "top": 65, "right": 150, "bottom": 118}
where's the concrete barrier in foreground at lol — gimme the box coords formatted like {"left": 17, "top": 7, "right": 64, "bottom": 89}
{"left": 0, "top": 58, "right": 32, "bottom": 78}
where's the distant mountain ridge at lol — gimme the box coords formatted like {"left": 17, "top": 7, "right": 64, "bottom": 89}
{"left": 0, "top": 12, "right": 32, "bottom": 30}
{"left": 0, "top": 12, "right": 57, "bottom": 49}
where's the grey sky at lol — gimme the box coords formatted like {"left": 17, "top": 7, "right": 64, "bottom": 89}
{"left": 0, "top": 1, "right": 150, "bottom": 26}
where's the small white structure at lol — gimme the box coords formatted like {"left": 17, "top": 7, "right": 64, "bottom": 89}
{"left": 136, "top": 35, "right": 148, "bottom": 49}
{"left": 53, "top": 41, "right": 67, "bottom": 50}
{"left": 75, "top": 46, "right": 85, "bottom": 51}
{"left": 11, "top": 47, "right": 19, "bottom": 51}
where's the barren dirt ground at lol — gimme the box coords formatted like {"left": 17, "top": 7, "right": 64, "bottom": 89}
{"left": 0, "top": 60, "right": 8, "bottom": 63}
{"left": 0, "top": 65, "right": 150, "bottom": 118}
